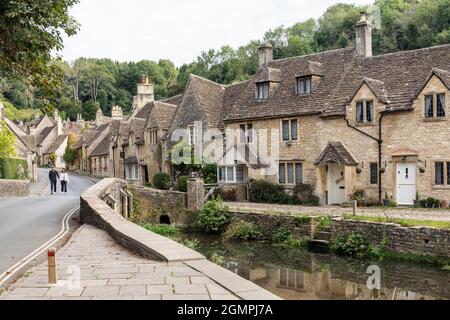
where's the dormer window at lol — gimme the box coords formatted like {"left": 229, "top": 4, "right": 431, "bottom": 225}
{"left": 296, "top": 76, "right": 312, "bottom": 95}
{"left": 149, "top": 129, "right": 158, "bottom": 144}
{"left": 356, "top": 100, "right": 373, "bottom": 124}
{"left": 256, "top": 82, "right": 269, "bottom": 100}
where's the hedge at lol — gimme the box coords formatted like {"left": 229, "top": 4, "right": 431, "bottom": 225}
{"left": 0, "top": 157, "right": 29, "bottom": 180}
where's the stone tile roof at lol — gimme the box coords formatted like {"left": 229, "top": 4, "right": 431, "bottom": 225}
{"left": 90, "top": 135, "right": 110, "bottom": 157}
{"left": 131, "top": 118, "right": 147, "bottom": 140}
{"left": 44, "top": 134, "right": 68, "bottom": 154}
{"left": 135, "top": 104, "right": 153, "bottom": 120}
{"left": 223, "top": 44, "right": 450, "bottom": 121}
{"left": 152, "top": 102, "right": 177, "bottom": 131}
{"left": 161, "top": 94, "right": 183, "bottom": 106}
{"left": 314, "top": 141, "right": 358, "bottom": 166}
{"left": 37, "top": 126, "right": 55, "bottom": 145}
{"left": 189, "top": 75, "right": 225, "bottom": 128}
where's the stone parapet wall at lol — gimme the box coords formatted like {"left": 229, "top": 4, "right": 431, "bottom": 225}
{"left": 0, "top": 179, "right": 30, "bottom": 197}
{"left": 330, "top": 218, "right": 450, "bottom": 258}
{"left": 131, "top": 186, "right": 191, "bottom": 226}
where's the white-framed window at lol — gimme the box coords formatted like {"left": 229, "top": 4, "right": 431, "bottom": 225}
{"left": 434, "top": 161, "right": 450, "bottom": 185}
{"left": 356, "top": 100, "right": 374, "bottom": 123}
{"left": 281, "top": 119, "right": 298, "bottom": 141}
{"left": 425, "top": 93, "right": 445, "bottom": 119}
{"left": 239, "top": 123, "right": 253, "bottom": 143}
{"left": 296, "top": 76, "right": 312, "bottom": 95}
{"left": 256, "top": 82, "right": 269, "bottom": 100}
{"left": 279, "top": 162, "right": 302, "bottom": 185}
{"left": 188, "top": 124, "right": 196, "bottom": 146}
{"left": 125, "top": 164, "right": 139, "bottom": 181}
{"left": 218, "top": 165, "right": 247, "bottom": 183}
{"left": 149, "top": 129, "right": 158, "bottom": 144}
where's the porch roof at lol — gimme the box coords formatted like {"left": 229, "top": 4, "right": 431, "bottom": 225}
{"left": 314, "top": 141, "right": 358, "bottom": 166}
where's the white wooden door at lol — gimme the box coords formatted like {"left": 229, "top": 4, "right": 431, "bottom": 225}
{"left": 396, "top": 163, "right": 416, "bottom": 205}
{"left": 328, "top": 164, "right": 346, "bottom": 204}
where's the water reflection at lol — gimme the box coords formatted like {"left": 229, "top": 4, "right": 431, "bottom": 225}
{"left": 184, "top": 234, "right": 449, "bottom": 300}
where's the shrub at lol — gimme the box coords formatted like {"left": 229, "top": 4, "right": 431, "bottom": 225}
{"left": 315, "top": 215, "right": 332, "bottom": 232}
{"left": 294, "top": 215, "right": 311, "bottom": 225}
{"left": 213, "top": 188, "right": 238, "bottom": 202}
{"left": 248, "top": 180, "right": 293, "bottom": 204}
{"left": 293, "top": 184, "right": 320, "bottom": 206}
{"left": 182, "top": 239, "right": 200, "bottom": 250}
{"left": 223, "top": 219, "right": 262, "bottom": 240}
{"left": 196, "top": 197, "right": 230, "bottom": 233}
{"left": 331, "top": 233, "right": 375, "bottom": 258}
{"left": 0, "top": 157, "right": 29, "bottom": 180}
{"left": 152, "top": 172, "right": 171, "bottom": 190}
{"left": 142, "top": 223, "right": 179, "bottom": 238}
{"left": 272, "top": 227, "right": 292, "bottom": 243}
{"left": 425, "top": 197, "right": 440, "bottom": 208}
{"left": 175, "top": 175, "right": 189, "bottom": 192}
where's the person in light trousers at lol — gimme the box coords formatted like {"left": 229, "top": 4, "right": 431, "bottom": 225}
{"left": 60, "top": 169, "right": 70, "bottom": 194}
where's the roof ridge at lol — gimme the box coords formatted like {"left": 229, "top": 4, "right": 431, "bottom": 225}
{"left": 269, "top": 47, "right": 355, "bottom": 64}
{"left": 190, "top": 74, "right": 226, "bottom": 89}
{"left": 367, "top": 43, "right": 450, "bottom": 60}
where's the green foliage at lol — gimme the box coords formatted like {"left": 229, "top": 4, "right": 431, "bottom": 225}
{"left": 0, "top": 120, "right": 16, "bottom": 158}
{"left": 49, "top": 153, "right": 56, "bottom": 166}
{"left": 294, "top": 215, "right": 311, "bottom": 225}
{"left": 142, "top": 223, "right": 179, "bottom": 238}
{"left": 152, "top": 172, "right": 171, "bottom": 190}
{"left": 0, "top": 0, "right": 79, "bottom": 96}
{"left": 223, "top": 219, "right": 263, "bottom": 241}
{"left": 271, "top": 227, "right": 308, "bottom": 249}
{"left": 331, "top": 233, "right": 375, "bottom": 258}
{"left": 63, "top": 134, "right": 77, "bottom": 167}
{"left": 0, "top": 157, "right": 28, "bottom": 180}
{"left": 175, "top": 175, "right": 189, "bottom": 192}
{"left": 196, "top": 197, "right": 230, "bottom": 233}
{"left": 181, "top": 238, "right": 200, "bottom": 250}
{"left": 272, "top": 227, "right": 292, "bottom": 243}
{"left": 293, "top": 184, "right": 320, "bottom": 206}
{"left": 248, "top": 180, "right": 293, "bottom": 204}
{"left": 315, "top": 216, "right": 332, "bottom": 232}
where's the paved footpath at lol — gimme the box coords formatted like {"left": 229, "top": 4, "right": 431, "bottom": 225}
{"left": 0, "top": 225, "right": 239, "bottom": 300}
{"left": 227, "top": 202, "right": 450, "bottom": 221}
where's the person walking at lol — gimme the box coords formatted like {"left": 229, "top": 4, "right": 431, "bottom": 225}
{"left": 61, "top": 169, "right": 70, "bottom": 194}
{"left": 49, "top": 166, "right": 60, "bottom": 195}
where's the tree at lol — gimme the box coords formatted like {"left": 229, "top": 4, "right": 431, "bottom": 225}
{"left": 0, "top": 120, "right": 16, "bottom": 158}
{"left": 79, "top": 60, "right": 113, "bottom": 103}
{"left": 63, "top": 134, "right": 77, "bottom": 168}
{"left": 0, "top": 0, "right": 79, "bottom": 96}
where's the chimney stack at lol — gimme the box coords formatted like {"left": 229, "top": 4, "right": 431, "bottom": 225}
{"left": 355, "top": 12, "right": 372, "bottom": 58}
{"left": 258, "top": 42, "right": 273, "bottom": 68}
{"left": 29, "top": 126, "right": 36, "bottom": 136}
{"left": 133, "top": 74, "right": 154, "bottom": 111}
{"left": 95, "top": 107, "right": 103, "bottom": 126}
{"left": 111, "top": 105, "right": 123, "bottom": 120}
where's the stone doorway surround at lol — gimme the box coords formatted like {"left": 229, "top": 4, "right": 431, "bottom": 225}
{"left": 390, "top": 149, "right": 420, "bottom": 205}
{"left": 314, "top": 142, "right": 359, "bottom": 205}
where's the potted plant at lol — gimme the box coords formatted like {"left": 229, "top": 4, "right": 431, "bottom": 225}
{"left": 352, "top": 189, "right": 365, "bottom": 207}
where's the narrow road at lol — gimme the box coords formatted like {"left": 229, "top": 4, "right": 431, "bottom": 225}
{"left": 0, "top": 168, "right": 95, "bottom": 285}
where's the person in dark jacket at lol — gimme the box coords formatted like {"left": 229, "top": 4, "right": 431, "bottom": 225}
{"left": 49, "top": 166, "right": 60, "bottom": 195}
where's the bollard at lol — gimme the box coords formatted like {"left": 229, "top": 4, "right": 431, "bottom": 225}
{"left": 47, "top": 247, "right": 57, "bottom": 285}
{"left": 352, "top": 200, "right": 357, "bottom": 216}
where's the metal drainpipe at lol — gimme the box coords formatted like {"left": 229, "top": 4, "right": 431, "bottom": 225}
{"left": 345, "top": 116, "right": 383, "bottom": 203}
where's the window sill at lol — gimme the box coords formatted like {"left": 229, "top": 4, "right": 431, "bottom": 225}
{"left": 355, "top": 122, "right": 376, "bottom": 127}
{"left": 432, "top": 185, "right": 450, "bottom": 190}
{"left": 423, "top": 118, "right": 447, "bottom": 122}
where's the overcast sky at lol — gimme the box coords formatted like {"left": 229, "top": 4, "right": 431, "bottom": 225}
{"left": 60, "top": 0, "right": 374, "bottom": 66}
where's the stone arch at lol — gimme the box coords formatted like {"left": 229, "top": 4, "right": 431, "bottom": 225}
{"left": 159, "top": 214, "right": 171, "bottom": 225}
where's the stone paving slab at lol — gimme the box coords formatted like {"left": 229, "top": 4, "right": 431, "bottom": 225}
{"left": 227, "top": 201, "right": 450, "bottom": 221}
{"left": 1, "top": 225, "right": 273, "bottom": 300}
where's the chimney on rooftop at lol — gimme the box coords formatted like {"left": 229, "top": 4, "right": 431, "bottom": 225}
{"left": 355, "top": 12, "right": 372, "bottom": 58}
{"left": 258, "top": 42, "right": 273, "bottom": 68}
{"left": 111, "top": 105, "right": 123, "bottom": 120}
{"left": 133, "top": 74, "right": 154, "bottom": 112}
